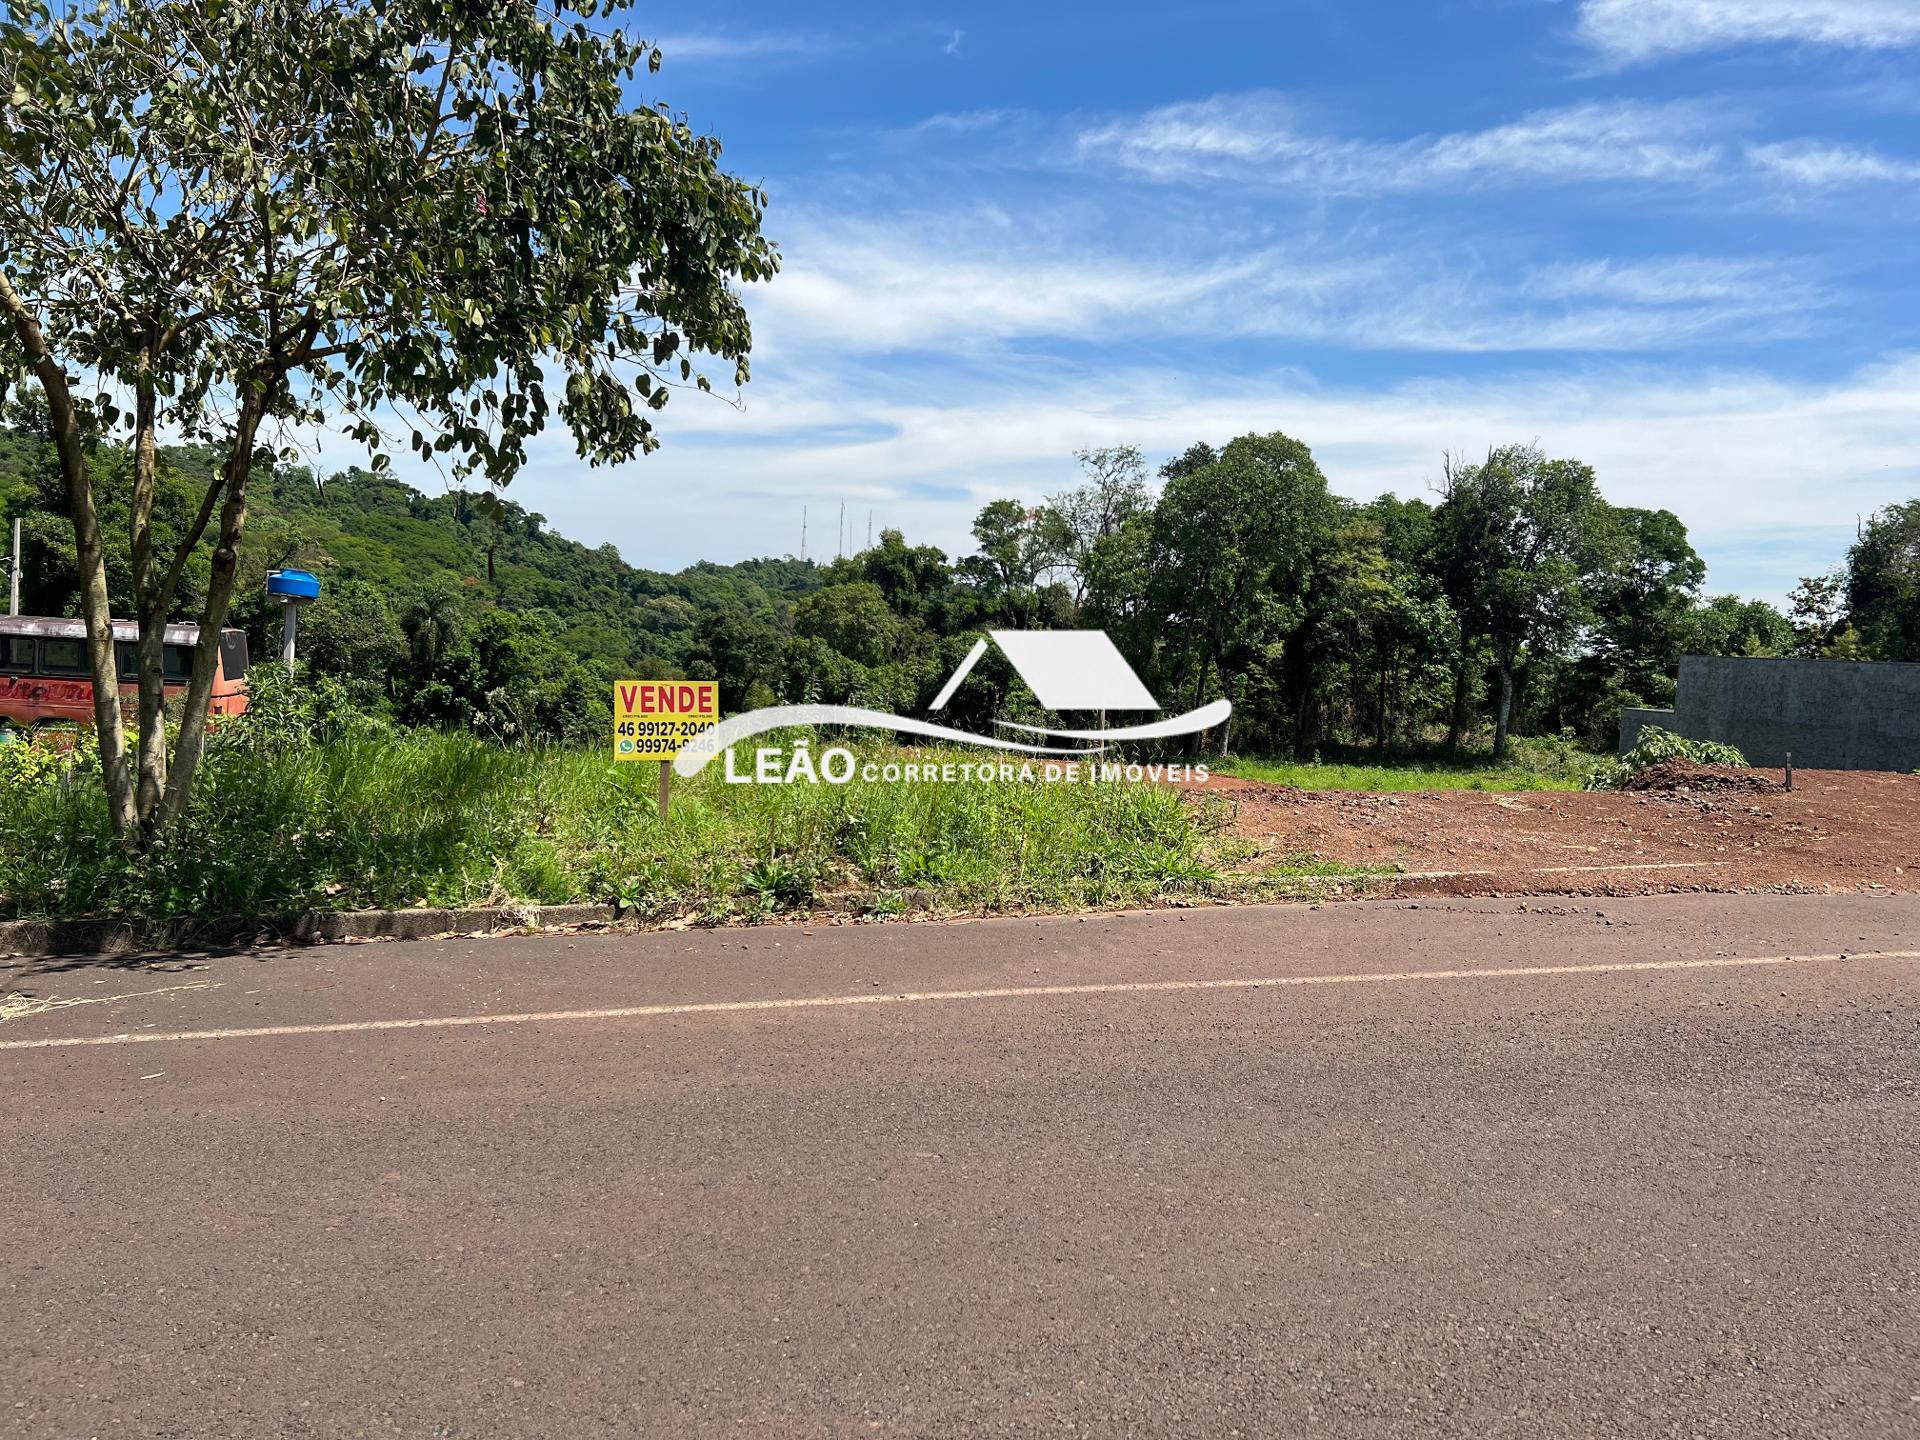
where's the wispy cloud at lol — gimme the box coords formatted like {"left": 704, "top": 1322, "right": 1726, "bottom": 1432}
{"left": 943, "top": 28, "right": 965, "bottom": 57}
{"left": 1747, "top": 138, "right": 1920, "bottom": 184}
{"left": 1074, "top": 91, "right": 1920, "bottom": 197}
{"left": 1076, "top": 95, "right": 1727, "bottom": 190}
{"left": 1519, "top": 256, "right": 1817, "bottom": 305}
{"left": 745, "top": 213, "right": 1824, "bottom": 357}
{"left": 1577, "top": 0, "right": 1920, "bottom": 65}
{"left": 499, "top": 351, "right": 1920, "bottom": 605}
{"left": 649, "top": 30, "right": 844, "bottom": 65}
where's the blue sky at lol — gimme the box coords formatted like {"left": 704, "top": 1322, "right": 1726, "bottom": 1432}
{"left": 481, "top": 0, "right": 1920, "bottom": 603}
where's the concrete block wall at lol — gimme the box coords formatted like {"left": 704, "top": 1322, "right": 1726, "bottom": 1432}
{"left": 1618, "top": 706, "right": 1676, "bottom": 755}
{"left": 1618, "top": 656, "right": 1920, "bottom": 772}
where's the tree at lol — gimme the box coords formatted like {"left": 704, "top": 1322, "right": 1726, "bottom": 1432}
{"left": 689, "top": 610, "right": 785, "bottom": 705}
{"left": 859, "top": 528, "right": 950, "bottom": 620}
{"left": 1787, "top": 572, "right": 1851, "bottom": 657}
{"left": 1681, "top": 595, "right": 1792, "bottom": 660}
{"left": 297, "top": 578, "right": 407, "bottom": 710}
{"left": 1844, "top": 500, "right": 1920, "bottom": 662}
{"left": 1301, "top": 510, "right": 1456, "bottom": 752}
{"left": 792, "top": 582, "right": 899, "bottom": 668}
{"left": 1037, "top": 445, "right": 1153, "bottom": 604}
{"left": 0, "top": 0, "right": 775, "bottom": 844}
{"left": 1434, "top": 445, "right": 1609, "bottom": 760}
{"left": 1149, "top": 432, "right": 1339, "bottom": 752}
{"left": 958, "top": 499, "right": 1049, "bottom": 626}
{"left": 1585, "top": 506, "right": 1705, "bottom": 698}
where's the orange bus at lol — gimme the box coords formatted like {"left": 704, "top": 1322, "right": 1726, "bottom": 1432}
{"left": 0, "top": 616, "right": 250, "bottom": 732}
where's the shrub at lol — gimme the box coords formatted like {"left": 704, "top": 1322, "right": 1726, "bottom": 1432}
{"left": 0, "top": 729, "right": 99, "bottom": 793}
{"left": 1584, "top": 725, "right": 1747, "bottom": 791}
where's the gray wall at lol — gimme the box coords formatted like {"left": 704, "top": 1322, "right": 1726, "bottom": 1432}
{"left": 1619, "top": 656, "right": 1920, "bottom": 771}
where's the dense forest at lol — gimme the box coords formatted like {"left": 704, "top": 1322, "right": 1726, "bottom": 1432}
{"left": 3, "top": 402, "right": 1914, "bottom": 757}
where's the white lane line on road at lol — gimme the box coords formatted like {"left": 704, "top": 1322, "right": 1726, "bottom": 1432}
{"left": 2, "top": 950, "right": 1915, "bottom": 1052}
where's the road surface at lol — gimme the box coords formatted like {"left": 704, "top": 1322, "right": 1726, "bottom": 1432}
{"left": 4, "top": 894, "right": 1917, "bottom": 1438}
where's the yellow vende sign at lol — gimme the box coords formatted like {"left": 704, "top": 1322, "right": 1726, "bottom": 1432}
{"left": 613, "top": 680, "right": 719, "bottom": 761}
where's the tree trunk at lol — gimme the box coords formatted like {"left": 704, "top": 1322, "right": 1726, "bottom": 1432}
{"left": 1493, "top": 651, "right": 1514, "bottom": 761}
{"left": 155, "top": 394, "right": 267, "bottom": 832}
{"left": 0, "top": 271, "right": 137, "bottom": 836}
{"left": 64, "top": 420, "right": 139, "bottom": 838}
{"left": 128, "top": 369, "right": 170, "bottom": 826}
{"left": 1188, "top": 648, "right": 1212, "bottom": 757}
{"left": 1446, "top": 651, "right": 1471, "bottom": 752}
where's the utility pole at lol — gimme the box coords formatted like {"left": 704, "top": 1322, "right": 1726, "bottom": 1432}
{"left": 7, "top": 516, "right": 18, "bottom": 615}
{"left": 800, "top": 505, "right": 807, "bottom": 563}
{"left": 867, "top": 509, "right": 872, "bottom": 551}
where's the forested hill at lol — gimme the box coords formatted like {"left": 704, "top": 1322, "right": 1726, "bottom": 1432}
{"left": 0, "top": 427, "right": 828, "bottom": 738}
{"left": 4, "top": 413, "right": 1911, "bottom": 756}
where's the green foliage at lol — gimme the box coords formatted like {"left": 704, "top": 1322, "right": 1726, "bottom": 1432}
{"left": 1434, "top": 445, "right": 1613, "bottom": 758}
{"left": 1844, "top": 500, "right": 1920, "bottom": 662}
{"left": 1681, "top": 594, "right": 1794, "bottom": 660}
{"left": 0, "top": 0, "right": 775, "bottom": 840}
{"left": 1216, "top": 733, "right": 1604, "bottom": 793}
{"left": 0, "top": 735, "right": 1315, "bottom": 920}
{"left": 208, "top": 661, "right": 383, "bottom": 757}
{"left": 1584, "top": 725, "right": 1748, "bottom": 790}
{"left": 1149, "top": 431, "right": 1341, "bottom": 734}
{"left": 0, "top": 0, "right": 776, "bottom": 478}
{"left": 1787, "top": 572, "right": 1852, "bottom": 657}
{"left": 0, "top": 728, "right": 98, "bottom": 792}
{"left": 0, "top": 403, "right": 1857, "bottom": 781}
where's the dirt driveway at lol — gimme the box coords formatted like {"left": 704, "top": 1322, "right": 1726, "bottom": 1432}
{"left": 1202, "top": 766, "right": 1920, "bottom": 899}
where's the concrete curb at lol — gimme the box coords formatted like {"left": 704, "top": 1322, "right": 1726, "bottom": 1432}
{"left": 0, "top": 903, "right": 623, "bottom": 958}
{"left": 0, "top": 891, "right": 944, "bottom": 958}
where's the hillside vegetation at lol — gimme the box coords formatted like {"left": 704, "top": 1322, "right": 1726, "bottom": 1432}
{"left": 3, "top": 413, "right": 1908, "bottom": 762}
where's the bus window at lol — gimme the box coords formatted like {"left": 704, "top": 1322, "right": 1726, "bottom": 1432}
{"left": 115, "top": 641, "right": 139, "bottom": 680}
{"left": 162, "top": 643, "right": 194, "bottom": 681}
{"left": 39, "top": 638, "right": 89, "bottom": 675}
{"left": 0, "top": 636, "right": 33, "bottom": 674}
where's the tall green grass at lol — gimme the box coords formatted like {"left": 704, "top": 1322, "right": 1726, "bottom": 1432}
{"left": 0, "top": 732, "right": 1355, "bottom": 921}
{"left": 1214, "top": 733, "right": 1607, "bottom": 793}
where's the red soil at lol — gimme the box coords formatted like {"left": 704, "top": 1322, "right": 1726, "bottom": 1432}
{"left": 1194, "top": 766, "right": 1920, "bottom": 899}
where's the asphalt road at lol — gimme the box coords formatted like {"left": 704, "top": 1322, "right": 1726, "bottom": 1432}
{"left": 3, "top": 894, "right": 1917, "bottom": 1439}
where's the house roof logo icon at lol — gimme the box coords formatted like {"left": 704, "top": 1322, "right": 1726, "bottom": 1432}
{"left": 671, "top": 626, "right": 1228, "bottom": 777}
{"left": 931, "top": 630, "right": 1159, "bottom": 713}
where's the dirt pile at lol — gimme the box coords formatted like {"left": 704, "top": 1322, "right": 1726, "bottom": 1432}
{"left": 1615, "top": 760, "right": 1782, "bottom": 795}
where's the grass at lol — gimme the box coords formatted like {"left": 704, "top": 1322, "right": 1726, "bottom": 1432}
{"left": 1213, "top": 733, "right": 1609, "bottom": 793}
{"left": 0, "top": 730, "right": 1380, "bottom": 923}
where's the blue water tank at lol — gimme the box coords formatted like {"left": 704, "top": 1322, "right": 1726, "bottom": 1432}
{"left": 266, "top": 568, "right": 322, "bottom": 604}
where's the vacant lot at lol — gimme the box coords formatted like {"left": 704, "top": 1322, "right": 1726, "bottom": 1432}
{"left": 1206, "top": 765, "right": 1920, "bottom": 897}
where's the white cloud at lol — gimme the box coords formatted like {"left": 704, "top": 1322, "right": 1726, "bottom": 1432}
{"left": 494, "top": 352, "right": 1920, "bottom": 605}
{"left": 746, "top": 215, "right": 1256, "bottom": 353}
{"left": 1519, "top": 256, "right": 1817, "bottom": 305}
{"left": 1578, "top": 0, "right": 1920, "bottom": 64}
{"left": 1421, "top": 102, "right": 1723, "bottom": 181}
{"left": 649, "top": 30, "right": 843, "bottom": 64}
{"left": 745, "top": 213, "right": 1822, "bottom": 357}
{"left": 1076, "top": 96, "right": 1725, "bottom": 190}
{"left": 1748, "top": 138, "right": 1920, "bottom": 183}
